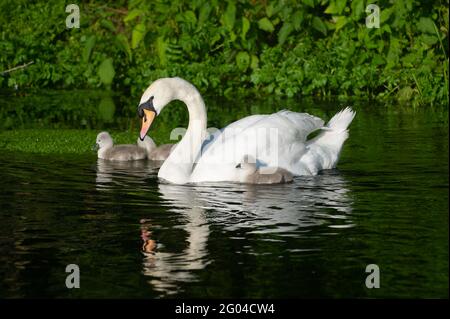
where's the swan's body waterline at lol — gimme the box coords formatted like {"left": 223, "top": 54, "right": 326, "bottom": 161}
{"left": 138, "top": 77, "right": 355, "bottom": 184}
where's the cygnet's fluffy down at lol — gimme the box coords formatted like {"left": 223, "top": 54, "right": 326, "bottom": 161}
{"left": 95, "top": 131, "right": 152, "bottom": 161}
{"left": 95, "top": 131, "right": 174, "bottom": 161}
{"left": 137, "top": 138, "right": 174, "bottom": 161}
{"left": 236, "top": 155, "right": 293, "bottom": 184}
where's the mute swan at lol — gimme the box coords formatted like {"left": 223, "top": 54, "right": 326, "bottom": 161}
{"left": 236, "top": 155, "right": 293, "bottom": 184}
{"left": 137, "top": 77, "right": 355, "bottom": 184}
{"left": 95, "top": 131, "right": 173, "bottom": 161}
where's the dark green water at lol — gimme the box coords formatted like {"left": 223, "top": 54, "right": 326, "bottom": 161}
{"left": 0, "top": 92, "right": 448, "bottom": 298}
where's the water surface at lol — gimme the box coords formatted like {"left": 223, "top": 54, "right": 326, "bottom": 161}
{"left": 0, "top": 92, "right": 448, "bottom": 298}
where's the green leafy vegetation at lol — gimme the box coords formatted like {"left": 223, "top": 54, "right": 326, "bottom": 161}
{"left": 0, "top": 0, "right": 448, "bottom": 106}
{"left": 0, "top": 129, "right": 138, "bottom": 154}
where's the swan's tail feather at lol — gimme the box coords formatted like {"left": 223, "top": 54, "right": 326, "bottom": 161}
{"left": 325, "top": 107, "right": 356, "bottom": 134}
{"left": 306, "top": 107, "right": 355, "bottom": 170}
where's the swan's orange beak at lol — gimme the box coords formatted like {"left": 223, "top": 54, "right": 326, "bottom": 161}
{"left": 140, "top": 109, "right": 156, "bottom": 141}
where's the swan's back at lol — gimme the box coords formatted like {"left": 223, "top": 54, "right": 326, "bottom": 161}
{"left": 190, "top": 111, "right": 325, "bottom": 182}
{"left": 275, "top": 110, "right": 324, "bottom": 141}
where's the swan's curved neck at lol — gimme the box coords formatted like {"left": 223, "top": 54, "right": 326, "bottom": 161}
{"left": 158, "top": 86, "right": 207, "bottom": 184}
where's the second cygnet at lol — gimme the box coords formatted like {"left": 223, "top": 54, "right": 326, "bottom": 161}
{"left": 95, "top": 131, "right": 174, "bottom": 161}
{"left": 236, "top": 155, "right": 293, "bottom": 184}
{"left": 137, "top": 138, "right": 174, "bottom": 161}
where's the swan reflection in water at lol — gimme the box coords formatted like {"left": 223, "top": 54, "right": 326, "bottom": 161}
{"left": 95, "top": 159, "right": 161, "bottom": 188}
{"left": 94, "top": 161, "right": 354, "bottom": 296}
{"left": 140, "top": 170, "right": 354, "bottom": 297}
{"left": 141, "top": 184, "right": 210, "bottom": 295}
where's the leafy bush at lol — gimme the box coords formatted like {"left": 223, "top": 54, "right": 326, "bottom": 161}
{"left": 0, "top": 0, "right": 448, "bottom": 106}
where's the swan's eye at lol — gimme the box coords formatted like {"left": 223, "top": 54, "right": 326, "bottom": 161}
{"left": 137, "top": 96, "right": 157, "bottom": 118}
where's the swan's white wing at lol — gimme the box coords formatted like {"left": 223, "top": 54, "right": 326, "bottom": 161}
{"left": 275, "top": 110, "right": 324, "bottom": 141}
{"left": 202, "top": 110, "right": 323, "bottom": 152}
{"left": 190, "top": 110, "right": 325, "bottom": 182}
{"left": 200, "top": 114, "right": 265, "bottom": 152}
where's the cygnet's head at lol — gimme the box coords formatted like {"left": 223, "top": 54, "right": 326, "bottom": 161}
{"left": 95, "top": 131, "right": 113, "bottom": 151}
{"left": 236, "top": 155, "right": 258, "bottom": 174}
{"left": 137, "top": 135, "right": 157, "bottom": 154}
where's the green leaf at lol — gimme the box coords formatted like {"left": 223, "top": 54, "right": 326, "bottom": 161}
{"left": 229, "top": 30, "right": 237, "bottom": 42}
{"left": 325, "top": 2, "right": 338, "bottom": 15}
{"left": 210, "top": 33, "right": 221, "bottom": 46}
{"left": 350, "top": 0, "right": 364, "bottom": 19}
{"left": 250, "top": 54, "right": 259, "bottom": 69}
{"left": 258, "top": 17, "right": 274, "bottom": 32}
{"left": 381, "top": 7, "right": 394, "bottom": 24}
{"left": 124, "top": 9, "right": 144, "bottom": 22}
{"left": 372, "top": 54, "right": 385, "bottom": 66}
{"left": 278, "top": 22, "right": 293, "bottom": 44}
{"left": 184, "top": 10, "right": 197, "bottom": 25}
{"left": 82, "top": 35, "right": 96, "bottom": 62}
{"left": 272, "top": 17, "right": 280, "bottom": 26}
{"left": 382, "top": 24, "right": 392, "bottom": 34}
{"left": 326, "top": 0, "right": 347, "bottom": 15}
{"left": 241, "top": 17, "right": 250, "bottom": 40}
{"left": 223, "top": 2, "right": 236, "bottom": 31}
{"left": 376, "top": 39, "right": 385, "bottom": 53}
{"left": 336, "top": 0, "right": 347, "bottom": 14}
{"left": 128, "top": 0, "right": 144, "bottom": 9}
{"left": 386, "top": 37, "right": 401, "bottom": 68}
{"left": 100, "top": 19, "right": 116, "bottom": 32}
{"left": 401, "top": 53, "right": 416, "bottom": 67}
{"left": 266, "top": 4, "right": 275, "bottom": 17}
{"left": 236, "top": 51, "right": 250, "bottom": 71}
{"left": 198, "top": 4, "right": 211, "bottom": 26}
{"left": 312, "top": 17, "right": 327, "bottom": 35}
{"left": 417, "top": 17, "right": 436, "bottom": 34}
{"left": 292, "top": 11, "right": 304, "bottom": 30}
{"left": 334, "top": 16, "right": 347, "bottom": 31}
{"left": 419, "top": 34, "right": 438, "bottom": 46}
{"left": 97, "top": 58, "right": 115, "bottom": 86}
{"left": 115, "top": 34, "right": 132, "bottom": 61}
{"left": 156, "top": 36, "right": 167, "bottom": 66}
{"left": 303, "top": 0, "right": 315, "bottom": 8}
{"left": 131, "top": 23, "right": 146, "bottom": 49}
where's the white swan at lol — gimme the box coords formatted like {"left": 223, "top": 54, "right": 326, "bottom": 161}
{"left": 137, "top": 77, "right": 355, "bottom": 184}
